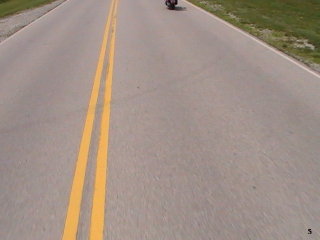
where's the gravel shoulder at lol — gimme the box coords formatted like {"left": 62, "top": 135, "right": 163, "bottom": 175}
{"left": 0, "top": 0, "right": 65, "bottom": 43}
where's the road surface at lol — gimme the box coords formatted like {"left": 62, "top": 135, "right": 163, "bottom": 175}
{"left": 0, "top": 0, "right": 320, "bottom": 239}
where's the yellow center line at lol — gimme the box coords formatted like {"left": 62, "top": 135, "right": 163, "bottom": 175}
{"left": 61, "top": 0, "right": 116, "bottom": 238}
{"left": 89, "top": 0, "right": 119, "bottom": 238}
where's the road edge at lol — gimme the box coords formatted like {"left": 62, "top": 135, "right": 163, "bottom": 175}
{"left": 0, "top": 0, "right": 69, "bottom": 46}
{"left": 183, "top": 0, "right": 320, "bottom": 79}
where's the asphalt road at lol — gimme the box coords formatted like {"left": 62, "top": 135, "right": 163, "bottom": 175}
{"left": 1, "top": 0, "right": 320, "bottom": 239}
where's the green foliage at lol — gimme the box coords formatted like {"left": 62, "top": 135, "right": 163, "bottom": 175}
{"left": 0, "top": 0, "right": 55, "bottom": 18}
{"left": 189, "top": 0, "right": 320, "bottom": 68}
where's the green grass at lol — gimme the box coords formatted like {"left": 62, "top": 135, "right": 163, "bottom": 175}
{"left": 188, "top": 0, "right": 320, "bottom": 69}
{"left": 0, "top": 0, "right": 56, "bottom": 18}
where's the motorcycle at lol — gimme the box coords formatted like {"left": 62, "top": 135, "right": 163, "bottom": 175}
{"left": 165, "top": 0, "right": 178, "bottom": 10}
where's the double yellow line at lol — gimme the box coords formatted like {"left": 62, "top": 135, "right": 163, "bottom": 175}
{"left": 62, "top": 0, "right": 119, "bottom": 238}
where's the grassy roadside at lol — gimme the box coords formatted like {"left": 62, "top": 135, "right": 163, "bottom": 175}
{"left": 0, "top": 0, "right": 57, "bottom": 18}
{"left": 188, "top": 0, "right": 320, "bottom": 72}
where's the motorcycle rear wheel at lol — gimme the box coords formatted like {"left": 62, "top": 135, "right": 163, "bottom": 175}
{"left": 169, "top": 3, "right": 175, "bottom": 9}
